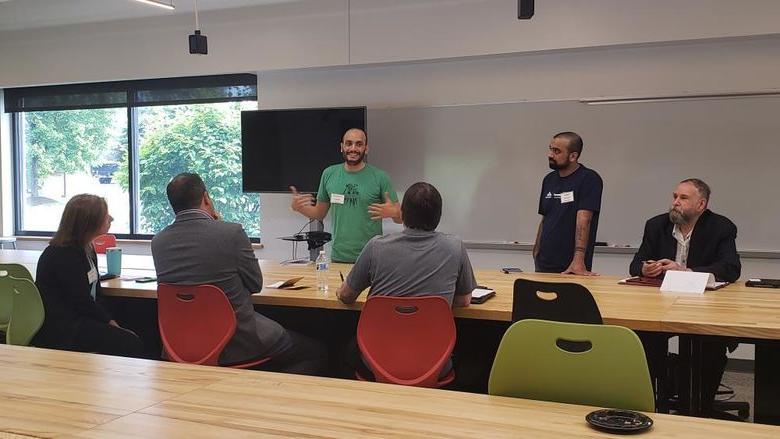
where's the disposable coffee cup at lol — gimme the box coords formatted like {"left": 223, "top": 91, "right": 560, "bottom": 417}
{"left": 106, "top": 247, "right": 122, "bottom": 276}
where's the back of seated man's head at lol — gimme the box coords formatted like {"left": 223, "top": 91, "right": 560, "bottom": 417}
{"left": 167, "top": 173, "right": 206, "bottom": 213}
{"left": 401, "top": 182, "right": 442, "bottom": 232}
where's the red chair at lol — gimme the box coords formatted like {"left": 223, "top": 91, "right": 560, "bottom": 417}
{"left": 157, "top": 283, "right": 269, "bottom": 368}
{"left": 92, "top": 234, "right": 117, "bottom": 254}
{"left": 356, "top": 295, "right": 456, "bottom": 388}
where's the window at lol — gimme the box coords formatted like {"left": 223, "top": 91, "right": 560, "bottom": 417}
{"left": 16, "top": 108, "right": 129, "bottom": 233}
{"left": 135, "top": 101, "right": 259, "bottom": 236}
{"left": 5, "top": 75, "right": 259, "bottom": 239}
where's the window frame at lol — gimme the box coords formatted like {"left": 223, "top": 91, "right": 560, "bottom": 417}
{"left": 8, "top": 74, "right": 258, "bottom": 241}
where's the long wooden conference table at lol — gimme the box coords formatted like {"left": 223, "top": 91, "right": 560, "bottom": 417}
{"left": 2, "top": 344, "right": 778, "bottom": 438}
{"left": 3, "top": 249, "right": 780, "bottom": 422}
{"left": 4, "top": 249, "right": 779, "bottom": 337}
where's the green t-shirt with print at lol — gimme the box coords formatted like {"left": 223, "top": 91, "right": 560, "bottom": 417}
{"left": 316, "top": 163, "right": 398, "bottom": 262}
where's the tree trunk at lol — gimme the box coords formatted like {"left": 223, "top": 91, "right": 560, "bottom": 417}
{"left": 28, "top": 157, "right": 40, "bottom": 198}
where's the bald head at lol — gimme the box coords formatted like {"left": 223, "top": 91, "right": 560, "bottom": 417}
{"left": 342, "top": 128, "right": 367, "bottom": 144}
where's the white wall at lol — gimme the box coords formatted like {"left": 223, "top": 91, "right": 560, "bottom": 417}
{"left": 2, "top": 0, "right": 780, "bottom": 87}
{"left": 259, "top": 36, "right": 780, "bottom": 108}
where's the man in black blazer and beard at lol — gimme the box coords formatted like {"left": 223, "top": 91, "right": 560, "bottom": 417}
{"left": 629, "top": 178, "right": 740, "bottom": 416}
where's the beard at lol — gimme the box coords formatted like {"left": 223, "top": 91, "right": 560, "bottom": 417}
{"left": 548, "top": 159, "right": 563, "bottom": 170}
{"left": 668, "top": 207, "right": 691, "bottom": 225}
{"left": 343, "top": 150, "right": 365, "bottom": 166}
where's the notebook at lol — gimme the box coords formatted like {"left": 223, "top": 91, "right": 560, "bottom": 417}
{"left": 267, "top": 277, "right": 306, "bottom": 289}
{"left": 619, "top": 276, "right": 729, "bottom": 291}
{"left": 746, "top": 278, "right": 780, "bottom": 288}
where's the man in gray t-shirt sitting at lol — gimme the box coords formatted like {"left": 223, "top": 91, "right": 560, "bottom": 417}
{"left": 336, "top": 181, "right": 476, "bottom": 379}
{"left": 337, "top": 181, "right": 476, "bottom": 307}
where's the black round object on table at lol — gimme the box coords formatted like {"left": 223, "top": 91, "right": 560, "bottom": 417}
{"left": 586, "top": 409, "right": 653, "bottom": 434}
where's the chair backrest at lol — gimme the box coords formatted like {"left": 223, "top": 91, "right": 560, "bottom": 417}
{"left": 92, "top": 234, "right": 117, "bottom": 254}
{"left": 0, "top": 276, "right": 44, "bottom": 346}
{"left": 512, "top": 279, "right": 602, "bottom": 324}
{"left": 157, "top": 283, "right": 236, "bottom": 366}
{"left": 489, "top": 319, "right": 655, "bottom": 412}
{"left": 0, "top": 264, "right": 33, "bottom": 330}
{"left": 357, "top": 295, "right": 456, "bottom": 387}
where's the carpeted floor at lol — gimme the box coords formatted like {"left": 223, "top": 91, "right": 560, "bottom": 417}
{"left": 720, "top": 367, "right": 754, "bottom": 422}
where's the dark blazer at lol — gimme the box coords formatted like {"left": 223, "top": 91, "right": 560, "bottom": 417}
{"left": 151, "top": 210, "right": 288, "bottom": 365}
{"left": 33, "top": 245, "right": 113, "bottom": 349}
{"left": 629, "top": 209, "right": 741, "bottom": 282}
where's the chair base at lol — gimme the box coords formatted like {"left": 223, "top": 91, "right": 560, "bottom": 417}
{"left": 711, "top": 401, "right": 750, "bottom": 422}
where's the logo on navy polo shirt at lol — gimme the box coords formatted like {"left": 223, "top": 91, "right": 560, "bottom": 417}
{"left": 545, "top": 192, "right": 552, "bottom": 199}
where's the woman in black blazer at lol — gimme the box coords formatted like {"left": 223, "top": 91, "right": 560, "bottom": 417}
{"left": 32, "top": 194, "right": 142, "bottom": 357}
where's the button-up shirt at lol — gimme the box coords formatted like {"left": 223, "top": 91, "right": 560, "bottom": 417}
{"left": 672, "top": 224, "right": 693, "bottom": 268}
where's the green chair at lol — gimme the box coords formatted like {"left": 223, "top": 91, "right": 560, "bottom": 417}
{"left": 0, "top": 275, "right": 44, "bottom": 346}
{"left": 0, "top": 264, "right": 34, "bottom": 333}
{"left": 489, "top": 319, "right": 655, "bottom": 412}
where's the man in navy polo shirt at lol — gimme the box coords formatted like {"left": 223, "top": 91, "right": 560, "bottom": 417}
{"left": 533, "top": 132, "right": 603, "bottom": 275}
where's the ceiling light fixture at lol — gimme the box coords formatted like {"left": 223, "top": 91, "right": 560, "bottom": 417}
{"left": 132, "top": 0, "right": 175, "bottom": 11}
{"left": 580, "top": 90, "right": 780, "bottom": 105}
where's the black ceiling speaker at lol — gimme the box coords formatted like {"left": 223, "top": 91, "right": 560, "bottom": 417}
{"left": 189, "top": 30, "right": 208, "bottom": 55}
{"left": 518, "top": 0, "right": 534, "bottom": 19}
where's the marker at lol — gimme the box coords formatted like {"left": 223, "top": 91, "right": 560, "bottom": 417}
{"left": 339, "top": 271, "right": 345, "bottom": 282}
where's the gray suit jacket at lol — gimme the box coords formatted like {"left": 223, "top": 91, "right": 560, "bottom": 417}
{"left": 151, "top": 209, "right": 289, "bottom": 364}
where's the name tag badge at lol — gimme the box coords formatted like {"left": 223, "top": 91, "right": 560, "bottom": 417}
{"left": 87, "top": 267, "right": 98, "bottom": 284}
{"left": 560, "top": 191, "right": 575, "bottom": 204}
{"left": 330, "top": 193, "right": 345, "bottom": 204}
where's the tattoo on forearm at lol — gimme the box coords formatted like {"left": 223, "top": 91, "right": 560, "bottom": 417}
{"left": 574, "top": 211, "right": 592, "bottom": 254}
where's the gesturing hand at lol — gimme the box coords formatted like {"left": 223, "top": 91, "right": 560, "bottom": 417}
{"left": 290, "top": 186, "right": 315, "bottom": 213}
{"left": 368, "top": 192, "right": 398, "bottom": 220}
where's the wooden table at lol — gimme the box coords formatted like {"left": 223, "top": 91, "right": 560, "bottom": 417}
{"left": 2, "top": 344, "right": 778, "bottom": 438}
{"left": 99, "top": 261, "right": 677, "bottom": 329}
{"left": 5, "top": 249, "right": 780, "bottom": 338}
{"left": 6, "top": 249, "right": 780, "bottom": 423}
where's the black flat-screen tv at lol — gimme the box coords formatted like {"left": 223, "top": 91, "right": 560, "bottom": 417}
{"left": 241, "top": 107, "right": 366, "bottom": 193}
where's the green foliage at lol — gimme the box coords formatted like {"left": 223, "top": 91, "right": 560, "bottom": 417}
{"left": 118, "top": 104, "right": 260, "bottom": 235}
{"left": 25, "top": 110, "right": 114, "bottom": 193}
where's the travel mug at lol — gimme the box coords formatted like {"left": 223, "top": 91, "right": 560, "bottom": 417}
{"left": 106, "top": 247, "right": 122, "bottom": 276}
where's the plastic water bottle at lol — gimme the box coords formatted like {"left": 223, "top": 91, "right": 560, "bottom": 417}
{"left": 316, "top": 250, "right": 329, "bottom": 293}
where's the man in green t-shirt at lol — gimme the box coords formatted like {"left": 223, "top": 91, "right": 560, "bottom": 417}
{"left": 290, "top": 128, "right": 401, "bottom": 262}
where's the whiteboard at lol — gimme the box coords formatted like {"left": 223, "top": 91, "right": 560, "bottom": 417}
{"left": 367, "top": 97, "right": 779, "bottom": 250}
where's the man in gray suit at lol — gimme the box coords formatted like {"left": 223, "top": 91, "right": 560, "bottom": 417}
{"left": 152, "top": 173, "right": 327, "bottom": 375}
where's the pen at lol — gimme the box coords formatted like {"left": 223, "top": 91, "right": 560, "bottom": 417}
{"left": 339, "top": 271, "right": 344, "bottom": 282}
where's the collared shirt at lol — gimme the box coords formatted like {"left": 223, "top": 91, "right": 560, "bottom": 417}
{"left": 176, "top": 208, "right": 214, "bottom": 220}
{"left": 344, "top": 228, "right": 477, "bottom": 305}
{"left": 672, "top": 224, "right": 693, "bottom": 268}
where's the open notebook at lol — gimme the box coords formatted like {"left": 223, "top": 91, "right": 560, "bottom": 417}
{"left": 619, "top": 276, "right": 728, "bottom": 291}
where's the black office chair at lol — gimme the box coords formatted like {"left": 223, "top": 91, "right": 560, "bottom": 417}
{"left": 659, "top": 342, "right": 749, "bottom": 420}
{"left": 511, "top": 279, "right": 603, "bottom": 353}
{"left": 712, "top": 384, "right": 750, "bottom": 421}
{"left": 511, "top": 279, "right": 602, "bottom": 324}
